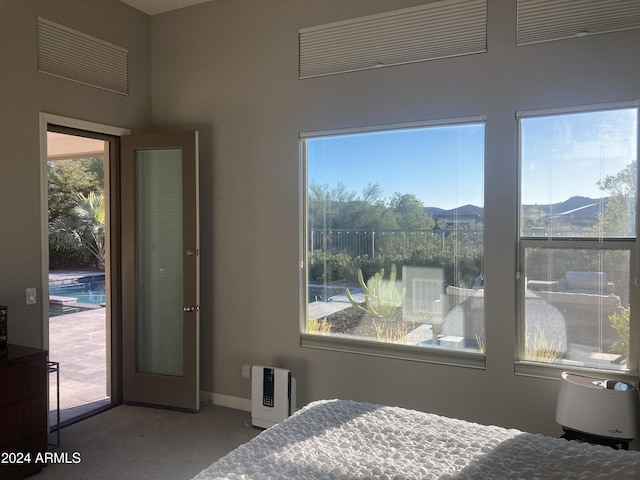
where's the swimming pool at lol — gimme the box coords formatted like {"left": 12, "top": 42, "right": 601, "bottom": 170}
{"left": 49, "top": 277, "right": 106, "bottom": 305}
{"left": 308, "top": 284, "right": 356, "bottom": 303}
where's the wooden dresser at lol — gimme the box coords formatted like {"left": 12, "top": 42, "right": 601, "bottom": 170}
{"left": 0, "top": 344, "right": 48, "bottom": 480}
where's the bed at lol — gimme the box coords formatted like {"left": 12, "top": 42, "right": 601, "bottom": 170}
{"left": 193, "top": 399, "right": 640, "bottom": 479}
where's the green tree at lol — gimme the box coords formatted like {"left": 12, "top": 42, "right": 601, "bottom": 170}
{"left": 598, "top": 161, "right": 636, "bottom": 198}
{"left": 48, "top": 157, "right": 104, "bottom": 269}
{"left": 308, "top": 181, "right": 397, "bottom": 231}
{"left": 595, "top": 161, "right": 636, "bottom": 237}
{"left": 48, "top": 158, "right": 103, "bottom": 220}
{"left": 389, "top": 193, "right": 435, "bottom": 230}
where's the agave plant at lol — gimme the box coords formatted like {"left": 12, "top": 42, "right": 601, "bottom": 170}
{"left": 345, "top": 264, "right": 406, "bottom": 319}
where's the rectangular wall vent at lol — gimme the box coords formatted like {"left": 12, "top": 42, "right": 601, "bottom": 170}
{"left": 299, "top": 0, "right": 487, "bottom": 79}
{"left": 517, "top": 0, "right": 640, "bottom": 46}
{"left": 37, "top": 17, "right": 129, "bottom": 95}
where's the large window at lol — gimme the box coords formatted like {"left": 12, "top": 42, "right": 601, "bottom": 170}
{"left": 301, "top": 119, "right": 485, "bottom": 363}
{"left": 518, "top": 105, "right": 638, "bottom": 372}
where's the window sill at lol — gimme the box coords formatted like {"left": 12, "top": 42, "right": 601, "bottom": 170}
{"left": 300, "top": 333, "right": 485, "bottom": 369}
{"left": 515, "top": 360, "right": 639, "bottom": 382}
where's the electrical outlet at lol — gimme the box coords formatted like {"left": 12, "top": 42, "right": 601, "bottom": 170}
{"left": 242, "top": 364, "right": 251, "bottom": 379}
{"left": 26, "top": 287, "right": 36, "bottom": 305}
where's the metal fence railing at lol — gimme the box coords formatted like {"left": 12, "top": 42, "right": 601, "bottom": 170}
{"left": 309, "top": 228, "right": 483, "bottom": 258}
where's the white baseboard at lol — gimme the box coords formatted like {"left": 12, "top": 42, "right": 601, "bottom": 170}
{"left": 201, "top": 391, "right": 251, "bottom": 412}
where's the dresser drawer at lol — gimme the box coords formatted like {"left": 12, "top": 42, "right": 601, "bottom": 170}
{"left": 0, "top": 394, "right": 48, "bottom": 446}
{"left": 0, "top": 357, "right": 47, "bottom": 408}
{"left": 0, "top": 345, "right": 48, "bottom": 480}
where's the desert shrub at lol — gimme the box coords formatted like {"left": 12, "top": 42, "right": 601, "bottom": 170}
{"left": 609, "top": 307, "right": 630, "bottom": 356}
{"left": 308, "top": 252, "right": 356, "bottom": 284}
{"left": 308, "top": 249, "right": 483, "bottom": 290}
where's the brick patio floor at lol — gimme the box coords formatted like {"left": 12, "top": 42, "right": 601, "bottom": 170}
{"left": 48, "top": 271, "right": 110, "bottom": 427}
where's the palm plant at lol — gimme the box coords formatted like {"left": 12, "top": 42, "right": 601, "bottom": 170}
{"left": 49, "top": 191, "right": 105, "bottom": 269}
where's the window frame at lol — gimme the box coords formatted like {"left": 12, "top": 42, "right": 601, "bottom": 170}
{"left": 515, "top": 102, "right": 640, "bottom": 379}
{"left": 299, "top": 117, "right": 486, "bottom": 369}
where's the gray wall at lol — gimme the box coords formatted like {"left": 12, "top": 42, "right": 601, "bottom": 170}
{"left": 150, "top": 0, "right": 640, "bottom": 440}
{"left": 0, "top": 0, "right": 151, "bottom": 346}
{"left": 2, "top": 0, "right": 638, "bottom": 444}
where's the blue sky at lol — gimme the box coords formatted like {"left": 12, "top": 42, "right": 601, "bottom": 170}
{"left": 307, "top": 108, "right": 637, "bottom": 210}
{"left": 520, "top": 108, "right": 637, "bottom": 205}
{"left": 307, "top": 123, "right": 485, "bottom": 210}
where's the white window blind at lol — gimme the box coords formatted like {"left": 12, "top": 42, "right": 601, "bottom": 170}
{"left": 299, "top": 0, "right": 487, "bottom": 79}
{"left": 135, "top": 149, "right": 184, "bottom": 377}
{"left": 37, "top": 17, "right": 129, "bottom": 95}
{"left": 517, "top": 0, "right": 640, "bottom": 46}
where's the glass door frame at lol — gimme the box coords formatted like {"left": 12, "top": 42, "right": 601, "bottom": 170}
{"left": 39, "top": 113, "right": 130, "bottom": 409}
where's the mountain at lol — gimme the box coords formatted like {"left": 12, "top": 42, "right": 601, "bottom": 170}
{"left": 425, "top": 204, "right": 484, "bottom": 219}
{"left": 426, "top": 196, "right": 609, "bottom": 221}
{"left": 521, "top": 196, "right": 608, "bottom": 217}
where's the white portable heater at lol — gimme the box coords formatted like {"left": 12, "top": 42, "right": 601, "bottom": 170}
{"left": 556, "top": 372, "right": 640, "bottom": 448}
{"left": 251, "top": 365, "right": 296, "bottom": 429}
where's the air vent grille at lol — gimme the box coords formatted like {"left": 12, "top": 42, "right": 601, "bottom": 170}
{"left": 37, "top": 17, "right": 129, "bottom": 95}
{"left": 517, "top": 0, "right": 640, "bottom": 46}
{"left": 299, "top": 0, "right": 487, "bottom": 79}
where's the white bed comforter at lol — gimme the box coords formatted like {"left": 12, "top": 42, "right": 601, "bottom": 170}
{"left": 193, "top": 399, "right": 640, "bottom": 480}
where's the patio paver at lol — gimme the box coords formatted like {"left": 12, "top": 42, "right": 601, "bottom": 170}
{"left": 48, "top": 273, "right": 110, "bottom": 426}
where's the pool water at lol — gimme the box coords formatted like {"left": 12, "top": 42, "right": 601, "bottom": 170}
{"left": 50, "top": 279, "right": 106, "bottom": 305}
{"left": 308, "top": 285, "right": 352, "bottom": 303}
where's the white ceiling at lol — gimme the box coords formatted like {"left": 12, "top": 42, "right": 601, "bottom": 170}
{"left": 119, "top": 0, "right": 213, "bottom": 16}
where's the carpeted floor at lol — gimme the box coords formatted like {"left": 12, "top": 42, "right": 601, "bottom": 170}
{"left": 33, "top": 403, "right": 259, "bottom": 480}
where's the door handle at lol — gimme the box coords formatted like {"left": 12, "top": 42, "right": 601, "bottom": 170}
{"left": 183, "top": 306, "right": 200, "bottom": 312}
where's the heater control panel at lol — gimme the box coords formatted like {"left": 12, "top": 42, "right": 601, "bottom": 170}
{"left": 263, "top": 368, "right": 275, "bottom": 407}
